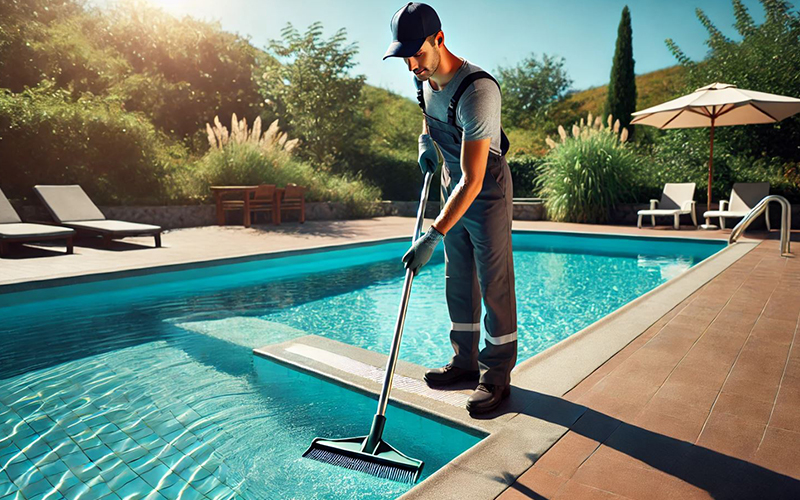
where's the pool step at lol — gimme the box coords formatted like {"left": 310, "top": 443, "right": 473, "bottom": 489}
{"left": 254, "top": 335, "right": 501, "bottom": 436}
{"left": 283, "top": 343, "right": 471, "bottom": 408}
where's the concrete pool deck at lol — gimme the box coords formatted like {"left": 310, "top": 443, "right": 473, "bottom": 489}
{"left": 2, "top": 217, "right": 799, "bottom": 499}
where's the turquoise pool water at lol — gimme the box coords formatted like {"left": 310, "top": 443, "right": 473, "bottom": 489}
{"left": 0, "top": 231, "right": 725, "bottom": 499}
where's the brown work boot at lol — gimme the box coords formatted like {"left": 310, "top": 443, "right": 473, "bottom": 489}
{"left": 423, "top": 363, "right": 479, "bottom": 387}
{"left": 466, "top": 383, "right": 510, "bottom": 414}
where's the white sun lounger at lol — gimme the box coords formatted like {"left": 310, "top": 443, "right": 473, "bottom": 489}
{"left": 0, "top": 188, "right": 75, "bottom": 256}
{"left": 703, "top": 182, "right": 771, "bottom": 230}
{"left": 34, "top": 185, "right": 161, "bottom": 248}
{"left": 637, "top": 183, "right": 697, "bottom": 230}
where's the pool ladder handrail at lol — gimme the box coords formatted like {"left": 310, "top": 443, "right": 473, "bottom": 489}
{"left": 729, "top": 194, "right": 792, "bottom": 256}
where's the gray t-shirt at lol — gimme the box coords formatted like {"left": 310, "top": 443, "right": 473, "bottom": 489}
{"left": 423, "top": 60, "right": 503, "bottom": 155}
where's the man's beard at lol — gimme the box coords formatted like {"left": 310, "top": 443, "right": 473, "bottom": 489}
{"left": 414, "top": 49, "right": 440, "bottom": 81}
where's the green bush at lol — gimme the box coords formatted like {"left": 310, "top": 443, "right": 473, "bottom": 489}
{"left": 193, "top": 142, "right": 381, "bottom": 215}
{"left": 536, "top": 125, "right": 639, "bottom": 223}
{"left": 507, "top": 154, "right": 544, "bottom": 198}
{"left": 0, "top": 81, "right": 183, "bottom": 204}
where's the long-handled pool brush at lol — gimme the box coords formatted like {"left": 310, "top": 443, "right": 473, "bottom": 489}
{"left": 302, "top": 171, "right": 434, "bottom": 484}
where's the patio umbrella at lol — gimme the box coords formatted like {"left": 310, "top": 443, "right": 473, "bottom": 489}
{"left": 631, "top": 82, "right": 800, "bottom": 229}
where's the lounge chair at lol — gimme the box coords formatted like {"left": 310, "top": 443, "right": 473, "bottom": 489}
{"left": 33, "top": 185, "right": 162, "bottom": 248}
{"left": 703, "top": 182, "right": 771, "bottom": 230}
{"left": 0, "top": 187, "right": 75, "bottom": 256}
{"left": 637, "top": 183, "right": 698, "bottom": 230}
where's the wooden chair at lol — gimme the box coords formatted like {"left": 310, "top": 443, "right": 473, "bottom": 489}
{"left": 277, "top": 184, "right": 305, "bottom": 224}
{"left": 249, "top": 184, "right": 278, "bottom": 224}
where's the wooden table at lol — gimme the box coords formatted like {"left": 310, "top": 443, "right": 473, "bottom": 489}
{"left": 210, "top": 186, "right": 259, "bottom": 228}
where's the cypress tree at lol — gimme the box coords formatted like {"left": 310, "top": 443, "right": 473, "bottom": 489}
{"left": 606, "top": 6, "right": 637, "bottom": 138}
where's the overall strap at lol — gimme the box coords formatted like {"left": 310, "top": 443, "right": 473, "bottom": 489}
{"left": 447, "top": 71, "right": 510, "bottom": 156}
{"left": 413, "top": 76, "right": 425, "bottom": 112}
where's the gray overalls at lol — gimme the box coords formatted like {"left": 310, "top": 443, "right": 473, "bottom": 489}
{"left": 415, "top": 72, "right": 518, "bottom": 386}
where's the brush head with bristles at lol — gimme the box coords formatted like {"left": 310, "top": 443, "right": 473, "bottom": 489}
{"left": 303, "top": 446, "right": 418, "bottom": 483}
{"left": 303, "top": 436, "right": 423, "bottom": 484}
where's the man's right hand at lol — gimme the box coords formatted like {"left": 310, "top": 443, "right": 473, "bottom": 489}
{"left": 418, "top": 134, "right": 439, "bottom": 175}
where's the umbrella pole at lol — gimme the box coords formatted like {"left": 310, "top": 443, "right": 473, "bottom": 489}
{"left": 701, "top": 118, "right": 718, "bottom": 230}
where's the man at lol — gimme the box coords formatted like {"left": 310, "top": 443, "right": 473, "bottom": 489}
{"left": 383, "top": 2, "right": 517, "bottom": 415}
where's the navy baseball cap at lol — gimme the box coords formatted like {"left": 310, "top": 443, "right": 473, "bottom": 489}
{"left": 383, "top": 3, "right": 441, "bottom": 60}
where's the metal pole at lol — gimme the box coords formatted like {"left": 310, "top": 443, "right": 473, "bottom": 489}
{"left": 701, "top": 115, "right": 717, "bottom": 229}
{"left": 375, "top": 171, "right": 433, "bottom": 417}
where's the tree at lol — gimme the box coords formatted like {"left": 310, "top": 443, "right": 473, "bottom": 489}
{"left": 256, "top": 22, "right": 366, "bottom": 169}
{"left": 666, "top": 0, "right": 800, "bottom": 176}
{"left": 605, "top": 5, "right": 637, "bottom": 138}
{"left": 496, "top": 53, "right": 572, "bottom": 130}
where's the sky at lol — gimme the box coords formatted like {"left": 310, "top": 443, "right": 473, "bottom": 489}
{"left": 89, "top": 0, "right": 772, "bottom": 100}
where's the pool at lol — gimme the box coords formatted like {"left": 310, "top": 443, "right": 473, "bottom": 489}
{"left": 0, "top": 231, "right": 725, "bottom": 499}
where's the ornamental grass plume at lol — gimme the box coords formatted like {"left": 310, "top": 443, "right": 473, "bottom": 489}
{"left": 545, "top": 113, "right": 628, "bottom": 151}
{"left": 206, "top": 114, "right": 300, "bottom": 154}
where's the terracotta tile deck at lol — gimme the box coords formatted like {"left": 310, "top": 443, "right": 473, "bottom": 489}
{"left": 499, "top": 237, "right": 800, "bottom": 500}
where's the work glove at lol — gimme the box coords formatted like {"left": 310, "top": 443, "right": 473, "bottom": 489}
{"left": 402, "top": 226, "right": 444, "bottom": 275}
{"left": 418, "top": 134, "right": 439, "bottom": 175}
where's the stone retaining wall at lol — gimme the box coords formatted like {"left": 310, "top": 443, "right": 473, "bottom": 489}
{"left": 16, "top": 199, "right": 547, "bottom": 229}
{"left": 17, "top": 199, "right": 796, "bottom": 229}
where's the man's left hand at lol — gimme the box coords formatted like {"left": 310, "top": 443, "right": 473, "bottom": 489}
{"left": 402, "top": 226, "right": 444, "bottom": 274}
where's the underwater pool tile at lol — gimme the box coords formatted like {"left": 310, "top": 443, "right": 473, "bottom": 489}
{"left": 26, "top": 416, "right": 56, "bottom": 435}
{"left": 142, "top": 490, "right": 167, "bottom": 500}
{"left": 189, "top": 475, "right": 220, "bottom": 497}
{"left": 11, "top": 431, "right": 38, "bottom": 450}
{"left": 4, "top": 459, "right": 34, "bottom": 481}
{"left": 102, "top": 429, "right": 128, "bottom": 446}
{"left": 94, "top": 454, "right": 123, "bottom": 474}
{"left": 0, "top": 443, "right": 21, "bottom": 462}
{"left": 205, "top": 482, "right": 235, "bottom": 500}
{"left": 18, "top": 478, "right": 52, "bottom": 499}
{"left": 135, "top": 432, "right": 163, "bottom": 449}
{"left": 162, "top": 482, "right": 203, "bottom": 500}
{"left": 118, "top": 447, "right": 148, "bottom": 465}
{"left": 23, "top": 440, "right": 53, "bottom": 462}
{"left": 37, "top": 459, "right": 68, "bottom": 479}
{"left": 52, "top": 440, "right": 80, "bottom": 458}
{"left": 61, "top": 449, "right": 91, "bottom": 469}
{"left": 39, "top": 428, "right": 69, "bottom": 446}
{"left": 128, "top": 455, "right": 158, "bottom": 475}
{"left": 62, "top": 480, "right": 91, "bottom": 500}
{"left": 116, "top": 476, "right": 153, "bottom": 500}
{"left": 160, "top": 429, "right": 184, "bottom": 444}
{"left": 85, "top": 445, "right": 114, "bottom": 463}
{"left": 140, "top": 463, "right": 178, "bottom": 490}
{"left": 172, "top": 434, "right": 198, "bottom": 453}
{"left": 85, "top": 480, "right": 113, "bottom": 498}
{"left": 155, "top": 419, "right": 183, "bottom": 436}
{"left": 104, "top": 465, "right": 137, "bottom": 490}
{"left": 0, "top": 474, "right": 15, "bottom": 496}
{"left": 129, "top": 427, "right": 155, "bottom": 443}
{"left": 153, "top": 443, "right": 179, "bottom": 460}
{"left": 187, "top": 445, "right": 214, "bottom": 465}
{"left": 110, "top": 438, "right": 137, "bottom": 455}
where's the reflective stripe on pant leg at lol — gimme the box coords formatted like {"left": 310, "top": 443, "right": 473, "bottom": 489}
{"left": 444, "top": 218, "right": 481, "bottom": 371}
